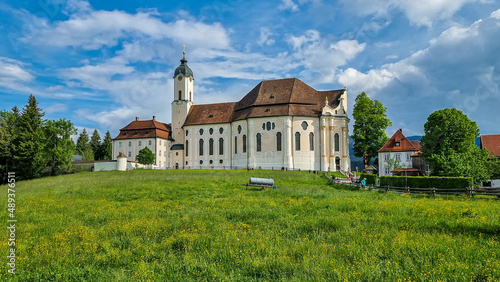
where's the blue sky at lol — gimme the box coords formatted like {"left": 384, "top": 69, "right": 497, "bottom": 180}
{"left": 1, "top": 0, "right": 499, "bottom": 138}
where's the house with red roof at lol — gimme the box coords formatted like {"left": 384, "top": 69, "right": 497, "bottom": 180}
{"left": 112, "top": 116, "right": 173, "bottom": 168}
{"left": 378, "top": 129, "right": 427, "bottom": 177}
{"left": 480, "top": 134, "right": 500, "bottom": 159}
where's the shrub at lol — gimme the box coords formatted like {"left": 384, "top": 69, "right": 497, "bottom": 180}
{"left": 359, "top": 173, "right": 377, "bottom": 185}
{"left": 379, "top": 175, "right": 473, "bottom": 189}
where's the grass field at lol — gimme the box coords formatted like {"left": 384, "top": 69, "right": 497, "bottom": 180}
{"left": 1, "top": 169, "right": 500, "bottom": 281}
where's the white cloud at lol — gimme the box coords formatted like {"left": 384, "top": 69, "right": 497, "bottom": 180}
{"left": 257, "top": 27, "right": 275, "bottom": 46}
{"left": 0, "top": 57, "right": 36, "bottom": 94}
{"left": 338, "top": 10, "right": 500, "bottom": 134}
{"left": 287, "top": 30, "right": 366, "bottom": 82}
{"left": 44, "top": 103, "right": 68, "bottom": 114}
{"left": 279, "top": 0, "right": 299, "bottom": 12}
{"left": 341, "top": 0, "right": 486, "bottom": 27}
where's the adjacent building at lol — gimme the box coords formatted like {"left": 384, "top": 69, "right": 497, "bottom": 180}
{"left": 378, "top": 129, "right": 425, "bottom": 177}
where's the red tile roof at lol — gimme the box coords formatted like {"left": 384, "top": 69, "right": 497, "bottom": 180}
{"left": 183, "top": 78, "right": 345, "bottom": 126}
{"left": 113, "top": 119, "right": 171, "bottom": 140}
{"left": 480, "top": 134, "right": 500, "bottom": 157}
{"left": 379, "top": 129, "right": 420, "bottom": 152}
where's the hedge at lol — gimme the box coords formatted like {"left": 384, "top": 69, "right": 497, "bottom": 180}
{"left": 358, "top": 173, "right": 377, "bottom": 185}
{"left": 379, "top": 176, "right": 473, "bottom": 189}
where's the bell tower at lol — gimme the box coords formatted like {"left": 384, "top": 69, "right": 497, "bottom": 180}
{"left": 171, "top": 47, "right": 194, "bottom": 145}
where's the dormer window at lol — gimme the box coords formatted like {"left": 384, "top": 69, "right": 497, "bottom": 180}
{"left": 208, "top": 114, "right": 214, "bottom": 118}
{"left": 395, "top": 142, "right": 400, "bottom": 147}
{"left": 270, "top": 95, "right": 275, "bottom": 99}
{"left": 135, "top": 131, "right": 138, "bottom": 135}
{"left": 146, "top": 130, "right": 149, "bottom": 134}
{"left": 124, "top": 132, "right": 127, "bottom": 136}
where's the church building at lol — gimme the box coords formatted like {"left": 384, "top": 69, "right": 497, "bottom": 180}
{"left": 113, "top": 51, "right": 351, "bottom": 172}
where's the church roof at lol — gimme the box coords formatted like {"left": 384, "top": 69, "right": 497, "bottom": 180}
{"left": 480, "top": 134, "right": 500, "bottom": 157}
{"left": 113, "top": 119, "right": 172, "bottom": 140}
{"left": 379, "top": 129, "right": 421, "bottom": 152}
{"left": 183, "top": 78, "right": 344, "bottom": 126}
{"left": 173, "top": 54, "right": 193, "bottom": 78}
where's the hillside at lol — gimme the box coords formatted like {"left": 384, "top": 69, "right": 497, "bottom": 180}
{"left": 1, "top": 170, "right": 499, "bottom": 281}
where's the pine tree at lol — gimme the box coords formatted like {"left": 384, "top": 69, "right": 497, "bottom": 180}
{"left": 14, "top": 95, "right": 46, "bottom": 180}
{"left": 76, "top": 128, "right": 94, "bottom": 161}
{"left": 100, "top": 130, "right": 113, "bottom": 160}
{"left": 90, "top": 129, "right": 101, "bottom": 160}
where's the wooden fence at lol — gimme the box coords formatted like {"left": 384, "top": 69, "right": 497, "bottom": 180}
{"left": 324, "top": 174, "right": 500, "bottom": 199}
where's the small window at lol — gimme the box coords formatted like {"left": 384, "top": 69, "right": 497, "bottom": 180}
{"left": 186, "top": 161, "right": 188, "bottom": 165}
{"left": 149, "top": 140, "right": 152, "bottom": 146}
{"left": 186, "top": 130, "right": 189, "bottom": 136}
{"left": 135, "top": 131, "right": 138, "bottom": 135}
{"left": 186, "top": 140, "right": 189, "bottom": 156}
{"left": 384, "top": 154, "right": 389, "bottom": 161}
{"left": 262, "top": 123, "right": 265, "bottom": 130}
{"left": 159, "top": 150, "right": 162, "bottom": 157}
{"left": 256, "top": 133, "right": 262, "bottom": 152}
{"left": 301, "top": 121, "right": 308, "bottom": 130}
{"left": 219, "top": 159, "right": 223, "bottom": 164}
{"left": 119, "top": 142, "right": 122, "bottom": 147}
{"left": 235, "top": 136, "right": 238, "bottom": 154}
{"left": 209, "top": 128, "right": 214, "bottom": 135}
{"left": 395, "top": 142, "right": 400, "bottom": 147}
{"left": 176, "top": 152, "right": 178, "bottom": 156}
{"left": 385, "top": 167, "right": 390, "bottom": 175}
{"left": 199, "top": 139, "right": 204, "bottom": 156}
{"left": 128, "top": 141, "right": 132, "bottom": 147}
{"left": 209, "top": 138, "right": 214, "bottom": 155}
{"left": 295, "top": 132, "right": 301, "bottom": 151}
{"left": 309, "top": 132, "right": 314, "bottom": 151}
{"left": 128, "top": 151, "right": 131, "bottom": 158}
{"left": 139, "top": 141, "right": 142, "bottom": 146}
{"left": 396, "top": 154, "right": 401, "bottom": 161}
{"left": 209, "top": 160, "right": 213, "bottom": 164}
{"left": 272, "top": 123, "right": 275, "bottom": 130}
{"left": 124, "top": 132, "right": 127, "bottom": 136}
{"left": 219, "top": 138, "right": 224, "bottom": 155}
{"left": 238, "top": 125, "right": 242, "bottom": 134}
{"left": 200, "top": 160, "right": 203, "bottom": 165}
{"left": 146, "top": 130, "right": 149, "bottom": 134}
{"left": 243, "top": 135, "right": 247, "bottom": 153}
{"left": 159, "top": 140, "right": 162, "bottom": 145}
{"left": 199, "top": 129, "right": 204, "bottom": 135}
{"left": 266, "top": 122, "right": 271, "bottom": 131}
{"left": 407, "top": 154, "right": 410, "bottom": 160}
{"left": 276, "top": 132, "right": 282, "bottom": 152}
{"left": 334, "top": 133, "right": 340, "bottom": 152}
{"left": 219, "top": 127, "right": 223, "bottom": 134}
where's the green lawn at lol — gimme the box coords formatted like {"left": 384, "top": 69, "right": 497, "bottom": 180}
{"left": 1, "top": 169, "right": 499, "bottom": 281}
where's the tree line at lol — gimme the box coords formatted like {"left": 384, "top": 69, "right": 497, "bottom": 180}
{"left": 0, "top": 95, "right": 113, "bottom": 184}
{"left": 352, "top": 92, "right": 500, "bottom": 186}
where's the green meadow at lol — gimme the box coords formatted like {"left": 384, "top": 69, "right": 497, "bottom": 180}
{"left": 1, "top": 169, "right": 500, "bottom": 281}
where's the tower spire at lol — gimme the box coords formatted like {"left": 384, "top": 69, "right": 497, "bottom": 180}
{"left": 182, "top": 44, "right": 186, "bottom": 55}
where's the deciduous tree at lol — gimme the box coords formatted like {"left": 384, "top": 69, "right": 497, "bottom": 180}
{"left": 421, "top": 108, "right": 493, "bottom": 185}
{"left": 352, "top": 92, "right": 392, "bottom": 169}
{"left": 44, "top": 119, "right": 77, "bottom": 175}
{"left": 136, "top": 147, "right": 155, "bottom": 167}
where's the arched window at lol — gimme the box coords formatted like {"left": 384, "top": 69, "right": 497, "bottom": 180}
{"left": 219, "top": 127, "right": 224, "bottom": 134}
{"left": 219, "top": 138, "right": 224, "bottom": 155}
{"left": 199, "top": 129, "right": 204, "bottom": 135}
{"left": 209, "top": 138, "right": 214, "bottom": 155}
{"left": 266, "top": 122, "right": 271, "bottom": 131}
{"left": 185, "top": 140, "right": 189, "bottom": 157}
{"left": 334, "top": 133, "right": 340, "bottom": 152}
{"left": 178, "top": 90, "right": 182, "bottom": 100}
{"left": 301, "top": 121, "right": 308, "bottom": 130}
{"left": 256, "top": 133, "right": 262, "bottom": 152}
{"left": 276, "top": 132, "right": 282, "bottom": 152}
{"left": 234, "top": 136, "right": 238, "bottom": 154}
{"left": 309, "top": 132, "right": 314, "bottom": 151}
{"left": 295, "top": 132, "right": 301, "bottom": 151}
{"left": 209, "top": 128, "right": 214, "bottom": 135}
{"left": 199, "top": 139, "right": 204, "bottom": 156}
{"left": 238, "top": 125, "right": 242, "bottom": 134}
{"left": 243, "top": 135, "right": 247, "bottom": 153}
{"left": 189, "top": 91, "right": 192, "bottom": 101}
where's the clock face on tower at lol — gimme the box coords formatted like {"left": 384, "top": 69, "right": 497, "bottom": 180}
{"left": 189, "top": 77, "right": 193, "bottom": 82}
{"left": 178, "top": 75, "right": 182, "bottom": 81}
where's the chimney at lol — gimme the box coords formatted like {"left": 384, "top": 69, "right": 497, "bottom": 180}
{"left": 399, "top": 128, "right": 403, "bottom": 132}
{"left": 135, "top": 117, "right": 140, "bottom": 121}
{"left": 153, "top": 116, "right": 156, "bottom": 121}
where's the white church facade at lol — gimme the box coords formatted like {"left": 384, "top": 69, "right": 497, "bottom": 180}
{"left": 113, "top": 52, "right": 351, "bottom": 173}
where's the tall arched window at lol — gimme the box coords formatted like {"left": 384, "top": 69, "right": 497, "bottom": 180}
{"left": 209, "top": 138, "right": 214, "bottom": 155}
{"left": 256, "top": 133, "right": 262, "bottom": 152}
{"left": 309, "top": 132, "right": 314, "bottom": 151}
{"left": 219, "top": 138, "right": 224, "bottom": 155}
{"left": 334, "top": 133, "right": 340, "bottom": 152}
{"left": 234, "top": 136, "right": 238, "bottom": 154}
{"left": 295, "top": 132, "right": 301, "bottom": 151}
{"left": 185, "top": 140, "right": 189, "bottom": 157}
{"left": 178, "top": 90, "right": 182, "bottom": 100}
{"left": 243, "top": 135, "right": 247, "bottom": 153}
{"left": 276, "top": 132, "right": 282, "bottom": 152}
{"left": 199, "top": 139, "right": 204, "bottom": 156}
